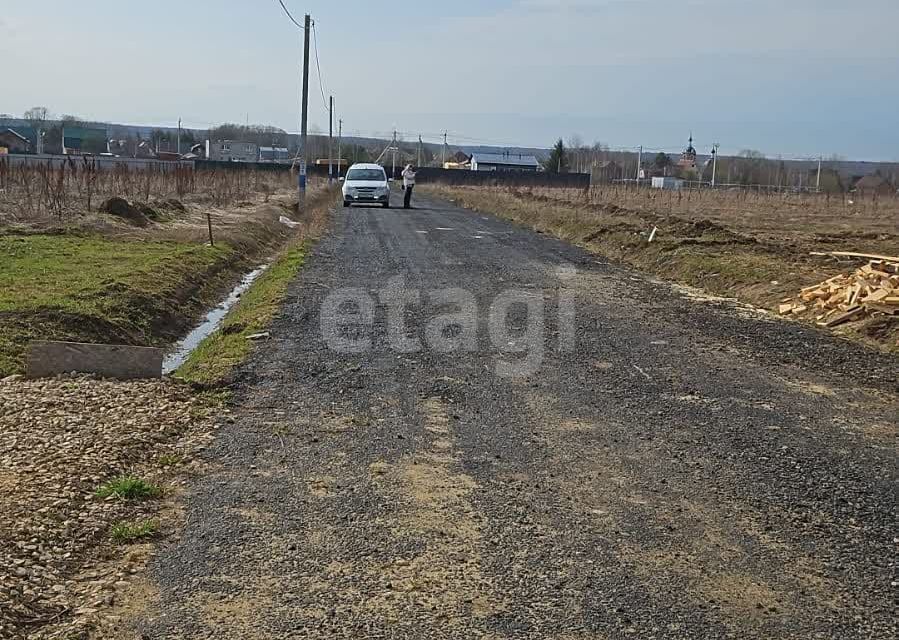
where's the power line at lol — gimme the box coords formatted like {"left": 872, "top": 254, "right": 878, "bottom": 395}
{"left": 311, "top": 22, "right": 329, "bottom": 112}
{"left": 276, "top": 0, "right": 303, "bottom": 29}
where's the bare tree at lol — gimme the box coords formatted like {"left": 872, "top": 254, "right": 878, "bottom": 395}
{"left": 566, "top": 134, "right": 585, "bottom": 173}
{"left": 24, "top": 106, "right": 51, "bottom": 154}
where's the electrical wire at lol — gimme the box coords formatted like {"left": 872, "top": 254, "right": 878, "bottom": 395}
{"left": 276, "top": 0, "right": 303, "bottom": 29}
{"left": 311, "top": 22, "right": 329, "bottom": 113}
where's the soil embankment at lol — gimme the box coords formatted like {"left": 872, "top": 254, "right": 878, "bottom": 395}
{"left": 422, "top": 185, "right": 899, "bottom": 352}
{"left": 0, "top": 187, "right": 333, "bottom": 376}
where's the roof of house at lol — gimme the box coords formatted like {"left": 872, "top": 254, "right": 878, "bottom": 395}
{"left": 0, "top": 128, "right": 29, "bottom": 142}
{"left": 471, "top": 152, "right": 540, "bottom": 167}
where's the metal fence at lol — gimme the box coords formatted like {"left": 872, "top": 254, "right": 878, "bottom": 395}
{"left": 414, "top": 167, "right": 590, "bottom": 189}
{"left": 1, "top": 153, "right": 193, "bottom": 171}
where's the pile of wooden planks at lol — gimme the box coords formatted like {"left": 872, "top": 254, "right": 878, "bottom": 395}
{"left": 780, "top": 258, "right": 899, "bottom": 327}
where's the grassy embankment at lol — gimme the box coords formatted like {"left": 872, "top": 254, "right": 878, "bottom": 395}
{"left": 421, "top": 185, "right": 898, "bottom": 351}
{"left": 0, "top": 236, "right": 233, "bottom": 376}
{"left": 0, "top": 188, "right": 336, "bottom": 377}
{"left": 175, "top": 194, "right": 334, "bottom": 385}
{"left": 174, "top": 240, "right": 308, "bottom": 385}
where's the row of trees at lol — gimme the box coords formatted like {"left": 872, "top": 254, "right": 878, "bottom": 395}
{"left": 545, "top": 137, "right": 614, "bottom": 174}
{"left": 7, "top": 107, "right": 425, "bottom": 166}
{"left": 543, "top": 136, "right": 884, "bottom": 192}
{"left": 18, "top": 107, "right": 102, "bottom": 155}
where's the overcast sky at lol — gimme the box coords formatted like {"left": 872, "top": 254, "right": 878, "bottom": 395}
{"left": 2, "top": 0, "right": 897, "bottom": 159}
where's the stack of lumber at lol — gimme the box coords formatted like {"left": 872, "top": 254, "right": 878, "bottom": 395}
{"left": 780, "top": 254, "right": 899, "bottom": 327}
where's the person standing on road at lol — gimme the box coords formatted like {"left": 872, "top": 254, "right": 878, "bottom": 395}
{"left": 402, "top": 164, "right": 416, "bottom": 209}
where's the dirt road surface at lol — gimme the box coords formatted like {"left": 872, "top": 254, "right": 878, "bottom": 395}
{"left": 134, "top": 193, "right": 897, "bottom": 639}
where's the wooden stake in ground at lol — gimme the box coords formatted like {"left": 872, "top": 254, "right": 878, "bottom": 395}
{"left": 206, "top": 212, "right": 214, "bottom": 247}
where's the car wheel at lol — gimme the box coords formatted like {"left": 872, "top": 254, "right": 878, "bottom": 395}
{"left": 382, "top": 202, "right": 390, "bottom": 209}
{"left": 343, "top": 200, "right": 350, "bottom": 208}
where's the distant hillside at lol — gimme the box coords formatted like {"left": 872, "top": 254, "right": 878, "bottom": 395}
{"left": 0, "top": 116, "right": 894, "bottom": 180}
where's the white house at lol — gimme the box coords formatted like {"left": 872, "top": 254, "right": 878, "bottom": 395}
{"left": 205, "top": 140, "right": 259, "bottom": 162}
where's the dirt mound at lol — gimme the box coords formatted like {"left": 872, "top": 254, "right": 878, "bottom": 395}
{"left": 99, "top": 197, "right": 149, "bottom": 227}
{"left": 157, "top": 198, "right": 187, "bottom": 213}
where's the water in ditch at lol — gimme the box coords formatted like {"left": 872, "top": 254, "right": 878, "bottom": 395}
{"left": 162, "top": 265, "right": 269, "bottom": 374}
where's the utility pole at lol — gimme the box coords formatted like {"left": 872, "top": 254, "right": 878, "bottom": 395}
{"left": 816, "top": 156, "right": 822, "bottom": 192}
{"left": 177, "top": 118, "right": 182, "bottom": 155}
{"left": 635, "top": 145, "right": 642, "bottom": 182}
{"left": 711, "top": 142, "right": 719, "bottom": 187}
{"left": 418, "top": 135, "right": 422, "bottom": 168}
{"left": 298, "top": 14, "right": 311, "bottom": 209}
{"left": 328, "top": 95, "right": 334, "bottom": 184}
{"left": 392, "top": 129, "right": 397, "bottom": 179}
{"left": 442, "top": 131, "right": 447, "bottom": 167}
{"left": 337, "top": 119, "right": 343, "bottom": 178}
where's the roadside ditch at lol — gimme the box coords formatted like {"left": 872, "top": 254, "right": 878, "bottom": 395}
{"left": 0, "top": 189, "right": 336, "bottom": 639}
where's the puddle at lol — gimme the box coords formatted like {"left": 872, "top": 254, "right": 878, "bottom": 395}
{"left": 162, "top": 265, "right": 268, "bottom": 374}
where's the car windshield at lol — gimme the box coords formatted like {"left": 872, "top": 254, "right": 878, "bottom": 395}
{"left": 346, "top": 168, "right": 385, "bottom": 181}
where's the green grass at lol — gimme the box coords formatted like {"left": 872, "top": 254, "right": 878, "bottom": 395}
{"left": 95, "top": 476, "right": 162, "bottom": 500}
{"left": 156, "top": 454, "right": 183, "bottom": 467}
{"left": 110, "top": 520, "right": 159, "bottom": 542}
{"left": 0, "top": 234, "right": 234, "bottom": 376}
{"left": 176, "top": 241, "right": 309, "bottom": 385}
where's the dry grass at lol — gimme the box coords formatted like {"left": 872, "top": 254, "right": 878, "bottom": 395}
{"left": 526, "top": 184, "right": 898, "bottom": 252}
{"left": 176, "top": 187, "right": 336, "bottom": 386}
{"left": 0, "top": 158, "right": 308, "bottom": 224}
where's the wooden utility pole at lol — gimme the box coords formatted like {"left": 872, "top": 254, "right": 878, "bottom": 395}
{"left": 299, "top": 14, "right": 311, "bottom": 209}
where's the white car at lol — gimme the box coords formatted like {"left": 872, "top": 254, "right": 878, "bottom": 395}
{"left": 341, "top": 163, "right": 390, "bottom": 208}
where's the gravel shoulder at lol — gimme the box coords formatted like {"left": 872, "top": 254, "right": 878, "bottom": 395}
{"left": 117, "top": 192, "right": 896, "bottom": 639}
{"left": 0, "top": 376, "right": 222, "bottom": 639}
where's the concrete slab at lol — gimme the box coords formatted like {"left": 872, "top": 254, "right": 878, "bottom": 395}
{"left": 25, "top": 341, "right": 163, "bottom": 380}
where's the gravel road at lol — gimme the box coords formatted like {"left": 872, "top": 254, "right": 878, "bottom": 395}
{"left": 135, "top": 192, "right": 897, "bottom": 639}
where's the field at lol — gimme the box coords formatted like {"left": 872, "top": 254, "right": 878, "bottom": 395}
{"left": 0, "top": 160, "right": 330, "bottom": 376}
{"left": 531, "top": 184, "right": 897, "bottom": 252}
{"left": 0, "top": 158, "right": 296, "bottom": 221}
{"left": 421, "top": 184, "right": 899, "bottom": 351}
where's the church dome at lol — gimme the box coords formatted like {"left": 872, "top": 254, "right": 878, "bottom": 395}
{"left": 685, "top": 135, "right": 696, "bottom": 156}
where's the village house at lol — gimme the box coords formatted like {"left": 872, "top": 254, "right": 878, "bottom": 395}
{"left": 0, "top": 128, "right": 31, "bottom": 154}
{"left": 205, "top": 140, "right": 259, "bottom": 163}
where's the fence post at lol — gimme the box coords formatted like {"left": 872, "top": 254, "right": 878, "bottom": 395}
{"left": 206, "top": 212, "right": 214, "bottom": 247}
